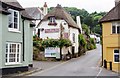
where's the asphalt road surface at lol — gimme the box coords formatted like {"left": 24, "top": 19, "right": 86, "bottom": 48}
{"left": 28, "top": 44, "right": 118, "bottom": 76}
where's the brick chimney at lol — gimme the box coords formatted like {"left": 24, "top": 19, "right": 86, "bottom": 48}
{"left": 115, "top": 0, "right": 120, "bottom": 6}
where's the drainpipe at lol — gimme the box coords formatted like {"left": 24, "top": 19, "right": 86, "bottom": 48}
{"left": 22, "top": 19, "right": 25, "bottom": 61}
{"left": 100, "top": 23, "right": 103, "bottom": 66}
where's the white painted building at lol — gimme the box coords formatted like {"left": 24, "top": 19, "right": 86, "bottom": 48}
{"left": 37, "top": 4, "right": 82, "bottom": 58}
{"left": 90, "top": 34, "right": 100, "bottom": 43}
{"left": 25, "top": 2, "right": 48, "bottom": 35}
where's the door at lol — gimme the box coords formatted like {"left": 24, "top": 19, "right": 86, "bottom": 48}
{"left": 72, "top": 46, "right": 75, "bottom": 58}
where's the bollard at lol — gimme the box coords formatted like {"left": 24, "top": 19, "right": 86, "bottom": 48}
{"left": 104, "top": 60, "right": 107, "bottom": 68}
{"left": 109, "top": 62, "right": 112, "bottom": 70}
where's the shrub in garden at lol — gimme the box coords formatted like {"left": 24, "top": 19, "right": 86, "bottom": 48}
{"left": 42, "top": 39, "right": 72, "bottom": 48}
{"left": 90, "top": 38, "right": 96, "bottom": 49}
{"left": 33, "top": 35, "right": 44, "bottom": 51}
{"left": 78, "top": 34, "right": 87, "bottom": 55}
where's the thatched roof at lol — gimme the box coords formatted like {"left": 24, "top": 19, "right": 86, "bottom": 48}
{"left": 39, "top": 4, "right": 80, "bottom": 29}
{"left": 100, "top": 2, "right": 120, "bottom": 23}
{"left": 0, "top": 0, "right": 34, "bottom": 20}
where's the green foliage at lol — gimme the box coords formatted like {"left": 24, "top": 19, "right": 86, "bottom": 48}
{"left": 87, "top": 38, "right": 96, "bottom": 50}
{"left": 33, "top": 35, "right": 44, "bottom": 51}
{"left": 82, "top": 24, "right": 90, "bottom": 36}
{"left": 78, "top": 34, "right": 87, "bottom": 48}
{"left": 48, "top": 7, "right": 106, "bottom": 35}
{"left": 42, "top": 39, "right": 72, "bottom": 48}
{"left": 33, "top": 47, "right": 40, "bottom": 60}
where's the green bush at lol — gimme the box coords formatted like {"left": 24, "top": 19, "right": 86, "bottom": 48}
{"left": 33, "top": 35, "right": 44, "bottom": 51}
{"left": 42, "top": 39, "right": 72, "bottom": 48}
{"left": 33, "top": 47, "right": 40, "bottom": 60}
{"left": 87, "top": 38, "right": 96, "bottom": 50}
{"left": 78, "top": 34, "right": 87, "bottom": 49}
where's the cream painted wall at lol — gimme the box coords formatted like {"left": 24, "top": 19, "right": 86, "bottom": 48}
{"left": 102, "top": 22, "right": 120, "bottom": 72}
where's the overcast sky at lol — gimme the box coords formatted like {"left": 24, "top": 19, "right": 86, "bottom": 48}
{"left": 17, "top": 0, "right": 115, "bottom": 13}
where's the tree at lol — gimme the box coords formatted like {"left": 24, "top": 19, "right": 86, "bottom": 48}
{"left": 48, "top": 7, "right": 107, "bottom": 35}
{"left": 82, "top": 24, "right": 90, "bottom": 36}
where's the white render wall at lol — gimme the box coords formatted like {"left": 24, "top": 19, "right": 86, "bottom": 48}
{"left": 38, "top": 19, "right": 79, "bottom": 54}
{"left": 69, "top": 27, "right": 79, "bottom": 53}
{"left": 38, "top": 20, "right": 69, "bottom": 39}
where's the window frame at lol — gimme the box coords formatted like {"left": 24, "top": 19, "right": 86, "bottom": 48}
{"left": 73, "top": 33, "right": 75, "bottom": 43}
{"left": 8, "top": 9, "right": 20, "bottom": 32}
{"left": 113, "top": 49, "right": 120, "bottom": 63}
{"left": 112, "top": 22, "right": 120, "bottom": 34}
{"left": 49, "top": 17, "right": 56, "bottom": 23}
{"left": 5, "top": 42, "right": 21, "bottom": 65}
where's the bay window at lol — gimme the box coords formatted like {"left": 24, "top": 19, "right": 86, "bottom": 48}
{"left": 8, "top": 9, "right": 19, "bottom": 32}
{"left": 6, "top": 42, "right": 21, "bottom": 65}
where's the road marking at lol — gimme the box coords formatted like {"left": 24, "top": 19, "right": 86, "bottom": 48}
{"left": 95, "top": 68, "right": 102, "bottom": 78}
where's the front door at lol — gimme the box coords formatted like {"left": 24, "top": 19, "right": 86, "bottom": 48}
{"left": 72, "top": 46, "right": 75, "bottom": 58}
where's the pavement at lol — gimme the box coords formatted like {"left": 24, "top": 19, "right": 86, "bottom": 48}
{"left": 27, "top": 44, "right": 118, "bottom": 76}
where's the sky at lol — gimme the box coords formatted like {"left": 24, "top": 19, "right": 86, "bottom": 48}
{"left": 17, "top": 0, "right": 115, "bottom": 13}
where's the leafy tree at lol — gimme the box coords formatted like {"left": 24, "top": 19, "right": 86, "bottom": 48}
{"left": 48, "top": 7, "right": 107, "bottom": 35}
{"left": 82, "top": 24, "right": 90, "bottom": 36}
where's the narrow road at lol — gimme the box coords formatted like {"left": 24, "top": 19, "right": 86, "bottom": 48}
{"left": 29, "top": 44, "right": 118, "bottom": 76}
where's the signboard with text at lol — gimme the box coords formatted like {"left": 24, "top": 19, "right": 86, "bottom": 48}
{"left": 45, "top": 29, "right": 59, "bottom": 33}
{"left": 45, "top": 47, "right": 60, "bottom": 58}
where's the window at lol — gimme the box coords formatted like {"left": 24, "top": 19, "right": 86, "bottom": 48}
{"left": 73, "top": 33, "right": 75, "bottom": 43}
{"left": 50, "top": 17, "right": 55, "bottom": 23}
{"left": 114, "top": 49, "right": 120, "bottom": 63}
{"left": 112, "top": 22, "right": 120, "bottom": 34}
{"left": 112, "top": 25, "right": 116, "bottom": 34}
{"left": 6, "top": 42, "right": 21, "bottom": 65}
{"left": 48, "top": 17, "right": 57, "bottom": 26}
{"left": 8, "top": 9, "right": 19, "bottom": 32}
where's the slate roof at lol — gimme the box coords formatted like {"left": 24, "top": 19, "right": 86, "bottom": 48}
{"left": 39, "top": 4, "right": 80, "bottom": 29}
{"left": 100, "top": 1, "right": 120, "bottom": 23}
{"left": 25, "top": 7, "right": 43, "bottom": 20}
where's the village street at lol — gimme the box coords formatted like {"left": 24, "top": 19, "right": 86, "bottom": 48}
{"left": 28, "top": 44, "right": 118, "bottom": 76}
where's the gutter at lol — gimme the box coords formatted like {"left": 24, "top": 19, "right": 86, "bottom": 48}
{"left": 22, "top": 19, "right": 25, "bottom": 61}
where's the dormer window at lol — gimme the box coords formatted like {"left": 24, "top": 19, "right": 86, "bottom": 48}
{"left": 8, "top": 9, "right": 20, "bottom": 32}
{"left": 48, "top": 16, "right": 57, "bottom": 26}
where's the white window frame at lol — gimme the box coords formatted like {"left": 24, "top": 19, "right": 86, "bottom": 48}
{"left": 8, "top": 9, "right": 20, "bottom": 32}
{"left": 113, "top": 49, "right": 120, "bottom": 63}
{"left": 112, "top": 22, "right": 120, "bottom": 34}
{"left": 49, "top": 17, "right": 56, "bottom": 23}
{"left": 5, "top": 42, "right": 21, "bottom": 65}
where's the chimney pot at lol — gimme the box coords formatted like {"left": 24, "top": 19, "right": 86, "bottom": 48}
{"left": 115, "top": 0, "right": 120, "bottom": 6}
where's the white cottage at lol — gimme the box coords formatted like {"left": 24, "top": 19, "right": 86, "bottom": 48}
{"left": 38, "top": 4, "right": 81, "bottom": 58}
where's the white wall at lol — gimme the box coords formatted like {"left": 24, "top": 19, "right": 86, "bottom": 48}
{"left": 69, "top": 27, "right": 79, "bottom": 53}
{"left": 38, "top": 20, "right": 68, "bottom": 39}
{"left": 38, "top": 19, "right": 79, "bottom": 54}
